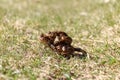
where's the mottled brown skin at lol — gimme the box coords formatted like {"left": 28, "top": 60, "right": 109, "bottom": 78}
{"left": 55, "top": 44, "right": 74, "bottom": 55}
{"left": 53, "top": 31, "right": 72, "bottom": 46}
{"left": 40, "top": 31, "right": 87, "bottom": 58}
{"left": 40, "top": 33, "right": 56, "bottom": 51}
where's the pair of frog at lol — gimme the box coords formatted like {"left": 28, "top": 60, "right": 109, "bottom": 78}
{"left": 40, "top": 31, "right": 87, "bottom": 58}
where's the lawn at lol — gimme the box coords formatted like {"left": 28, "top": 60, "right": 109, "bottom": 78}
{"left": 0, "top": 0, "right": 120, "bottom": 80}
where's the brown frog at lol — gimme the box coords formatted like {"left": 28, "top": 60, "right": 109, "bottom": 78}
{"left": 40, "top": 31, "right": 87, "bottom": 58}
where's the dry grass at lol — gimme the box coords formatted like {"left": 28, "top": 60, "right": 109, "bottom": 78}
{"left": 0, "top": 0, "right": 120, "bottom": 80}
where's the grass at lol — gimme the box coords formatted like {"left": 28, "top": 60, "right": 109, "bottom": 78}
{"left": 0, "top": 0, "right": 120, "bottom": 80}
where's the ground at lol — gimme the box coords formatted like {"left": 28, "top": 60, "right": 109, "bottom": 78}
{"left": 0, "top": 0, "right": 120, "bottom": 80}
